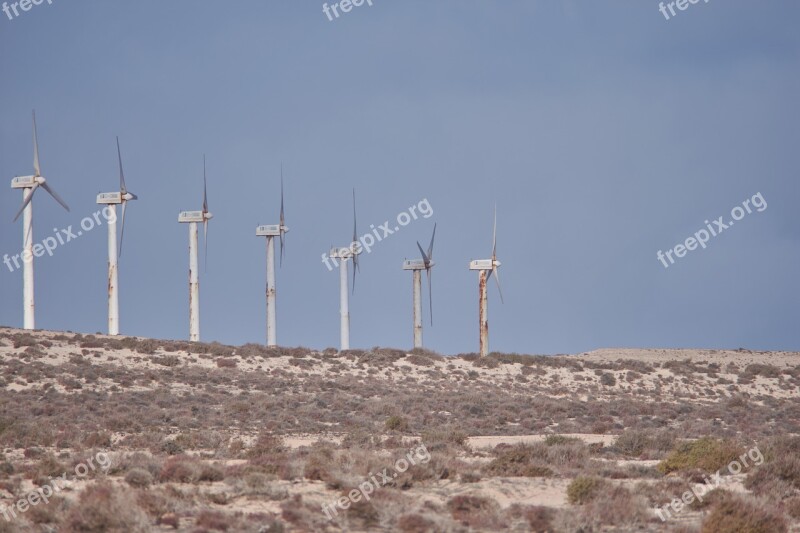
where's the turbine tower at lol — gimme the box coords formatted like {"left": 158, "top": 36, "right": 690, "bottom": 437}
{"left": 402, "top": 224, "right": 436, "bottom": 349}
{"left": 256, "top": 167, "right": 289, "bottom": 347}
{"left": 328, "top": 190, "right": 361, "bottom": 350}
{"left": 96, "top": 137, "right": 138, "bottom": 336}
{"left": 10, "top": 111, "right": 70, "bottom": 330}
{"left": 469, "top": 207, "right": 504, "bottom": 356}
{"left": 178, "top": 157, "right": 213, "bottom": 342}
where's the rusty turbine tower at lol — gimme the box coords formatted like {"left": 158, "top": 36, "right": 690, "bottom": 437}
{"left": 96, "top": 137, "right": 138, "bottom": 336}
{"left": 469, "top": 206, "right": 504, "bottom": 356}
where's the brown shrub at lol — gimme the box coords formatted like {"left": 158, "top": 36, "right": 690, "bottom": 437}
{"left": 483, "top": 445, "right": 554, "bottom": 477}
{"left": 507, "top": 504, "right": 555, "bottom": 532}
{"left": 195, "top": 510, "right": 229, "bottom": 531}
{"left": 447, "top": 494, "right": 504, "bottom": 529}
{"left": 63, "top": 482, "right": 149, "bottom": 532}
{"left": 701, "top": 496, "right": 787, "bottom": 533}
{"left": 125, "top": 468, "right": 154, "bottom": 488}
{"left": 397, "top": 513, "right": 436, "bottom": 533}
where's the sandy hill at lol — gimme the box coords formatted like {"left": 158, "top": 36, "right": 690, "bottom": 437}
{"left": 0, "top": 327, "right": 798, "bottom": 532}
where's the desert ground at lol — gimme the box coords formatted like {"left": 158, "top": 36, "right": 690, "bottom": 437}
{"left": 0, "top": 326, "right": 798, "bottom": 532}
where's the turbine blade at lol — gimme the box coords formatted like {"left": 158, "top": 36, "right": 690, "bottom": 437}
{"left": 416, "top": 241, "right": 429, "bottom": 264}
{"left": 492, "top": 204, "right": 497, "bottom": 259}
{"left": 13, "top": 184, "right": 38, "bottom": 222}
{"left": 352, "top": 188, "right": 358, "bottom": 251}
{"left": 32, "top": 110, "right": 41, "bottom": 176}
{"left": 280, "top": 165, "right": 285, "bottom": 267}
{"left": 352, "top": 188, "right": 360, "bottom": 292}
{"left": 117, "top": 137, "right": 127, "bottom": 194}
{"left": 119, "top": 201, "right": 127, "bottom": 257}
{"left": 40, "top": 182, "right": 70, "bottom": 212}
{"left": 427, "top": 223, "right": 436, "bottom": 260}
{"left": 203, "top": 155, "right": 208, "bottom": 213}
{"left": 493, "top": 267, "right": 505, "bottom": 304}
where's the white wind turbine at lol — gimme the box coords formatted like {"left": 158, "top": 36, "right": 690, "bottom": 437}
{"left": 10, "top": 111, "right": 70, "bottom": 330}
{"left": 178, "top": 157, "right": 213, "bottom": 342}
{"left": 402, "top": 224, "right": 436, "bottom": 349}
{"left": 256, "top": 167, "right": 289, "bottom": 347}
{"left": 469, "top": 207, "right": 504, "bottom": 356}
{"left": 96, "top": 137, "right": 138, "bottom": 336}
{"left": 328, "top": 189, "right": 361, "bottom": 350}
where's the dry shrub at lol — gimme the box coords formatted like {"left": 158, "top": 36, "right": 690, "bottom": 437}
{"left": 507, "top": 504, "right": 555, "bottom": 532}
{"left": 785, "top": 496, "right": 800, "bottom": 519}
{"left": 216, "top": 358, "right": 237, "bottom": 368}
{"left": 406, "top": 354, "right": 437, "bottom": 367}
{"left": 397, "top": 513, "right": 436, "bottom": 533}
{"left": 246, "top": 433, "right": 290, "bottom": 478}
{"left": 447, "top": 494, "right": 504, "bottom": 529}
{"left": 63, "top": 482, "right": 149, "bottom": 532}
{"left": 483, "top": 445, "right": 554, "bottom": 477}
{"left": 136, "top": 490, "right": 176, "bottom": 519}
{"left": 125, "top": 468, "right": 154, "bottom": 488}
{"left": 565, "top": 485, "right": 649, "bottom": 529}
{"left": 658, "top": 438, "right": 742, "bottom": 474}
{"left": 159, "top": 455, "right": 223, "bottom": 484}
{"left": 744, "top": 455, "right": 800, "bottom": 497}
{"left": 420, "top": 427, "right": 467, "bottom": 451}
{"left": 27, "top": 495, "right": 68, "bottom": 525}
{"left": 195, "top": 510, "right": 229, "bottom": 531}
{"left": 615, "top": 429, "right": 649, "bottom": 457}
{"left": 701, "top": 495, "right": 787, "bottom": 533}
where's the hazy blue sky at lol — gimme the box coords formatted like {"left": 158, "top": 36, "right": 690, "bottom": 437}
{"left": 1, "top": 1, "right": 798, "bottom": 355}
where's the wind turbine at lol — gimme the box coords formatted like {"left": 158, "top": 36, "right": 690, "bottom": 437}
{"left": 469, "top": 207, "right": 504, "bottom": 356}
{"left": 256, "top": 166, "right": 289, "bottom": 347}
{"left": 178, "top": 156, "right": 213, "bottom": 342}
{"left": 402, "top": 224, "right": 436, "bottom": 349}
{"left": 96, "top": 137, "right": 138, "bottom": 336}
{"left": 328, "top": 189, "right": 361, "bottom": 350}
{"left": 10, "top": 111, "right": 70, "bottom": 330}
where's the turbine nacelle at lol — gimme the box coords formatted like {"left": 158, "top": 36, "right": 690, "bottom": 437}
{"left": 179, "top": 210, "right": 213, "bottom": 223}
{"left": 470, "top": 259, "right": 502, "bottom": 270}
{"left": 403, "top": 259, "right": 435, "bottom": 270}
{"left": 329, "top": 244, "right": 362, "bottom": 260}
{"left": 256, "top": 224, "right": 289, "bottom": 237}
{"left": 11, "top": 176, "right": 42, "bottom": 188}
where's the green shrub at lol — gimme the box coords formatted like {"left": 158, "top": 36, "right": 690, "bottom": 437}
{"left": 658, "top": 438, "right": 741, "bottom": 474}
{"left": 385, "top": 416, "right": 410, "bottom": 432}
{"left": 567, "top": 476, "right": 608, "bottom": 505}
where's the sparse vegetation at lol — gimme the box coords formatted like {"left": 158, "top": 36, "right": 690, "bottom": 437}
{"left": 0, "top": 328, "right": 797, "bottom": 531}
